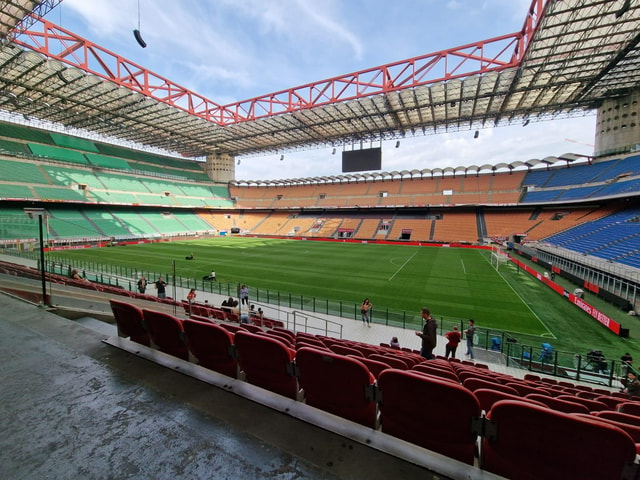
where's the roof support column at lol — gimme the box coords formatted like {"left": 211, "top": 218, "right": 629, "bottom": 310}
{"left": 204, "top": 153, "right": 235, "bottom": 182}
{"left": 594, "top": 89, "right": 640, "bottom": 158}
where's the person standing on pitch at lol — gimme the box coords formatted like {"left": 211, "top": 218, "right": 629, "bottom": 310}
{"left": 465, "top": 319, "right": 476, "bottom": 359}
{"left": 415, "top": 308, "right": 437, "bottom": 360}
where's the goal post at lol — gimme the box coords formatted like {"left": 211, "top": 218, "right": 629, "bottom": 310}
{"left": 490, "top": 246, "right": 510, "bottom": 271}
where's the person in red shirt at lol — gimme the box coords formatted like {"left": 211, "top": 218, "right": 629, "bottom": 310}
{"left": 186, "top": 288, "right": 196, "bottom": 303}
{"left": 445, "top": 326, "right": 461, "bottom": 359}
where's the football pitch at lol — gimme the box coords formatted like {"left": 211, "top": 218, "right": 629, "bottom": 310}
{"left": 46, "top": 236, "right": 640, "bottom": 356}
{"left": 51, "top": 237, "right": 551, "bottom": 335}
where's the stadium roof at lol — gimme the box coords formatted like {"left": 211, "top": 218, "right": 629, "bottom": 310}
{"left": 0, "top": 0, "right": 638, "bottom": 159}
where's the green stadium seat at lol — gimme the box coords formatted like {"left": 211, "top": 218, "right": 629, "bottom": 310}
{"left": 27, "top": 143, "right": 88, "bottom": 164}
{"left": 0, "top": 159, "right": 49, "bottom": 184}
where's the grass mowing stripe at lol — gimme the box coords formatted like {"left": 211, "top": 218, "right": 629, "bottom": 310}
{"left": 478, "top": 250, "right": 555, "bottom": 339}
{"left": 49, "top": 238, "right": 629, "bottom": 345}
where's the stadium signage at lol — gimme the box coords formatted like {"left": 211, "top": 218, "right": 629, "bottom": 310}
{"left": 512, "top": 256, "right": 622, "bottom": 336}
{"left": 571, "top": 296, "right": 617, "bottom": 332}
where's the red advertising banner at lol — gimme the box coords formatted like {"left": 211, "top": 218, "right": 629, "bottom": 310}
{"left": 510, "top": 257, "right": 621, "bottom": 335}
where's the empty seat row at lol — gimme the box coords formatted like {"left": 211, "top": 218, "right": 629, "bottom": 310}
{"left": 110, "top": 300, "right": 640, "bottom": 478}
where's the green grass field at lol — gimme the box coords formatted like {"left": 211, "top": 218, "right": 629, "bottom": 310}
{"left": 47, "top": 237, "right": 639, "bottom": 357}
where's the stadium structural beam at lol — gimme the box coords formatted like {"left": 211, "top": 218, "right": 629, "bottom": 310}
{"left": 9, "top": 0, "right": 549, "bottom": 127}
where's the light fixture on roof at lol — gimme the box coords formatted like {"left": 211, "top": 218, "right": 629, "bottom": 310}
{"left": 523, "top": 119, "right": 530, "bottom": 127}
{"left": 237, "top": 159, "right": 241, "bottom": 165}
{"left": 133, "top": 0, "right": 147, "bottom": 48}
{"left": 280, "top": 154, "right": 284, "bottom": 161}
{"left": 332, "top": 148, "right": 336, "bottom": 155}
{"left": 474, "top": 130, "right": 479, "bottom": 139}
{"left": 395, "top": 140, "right": 400, "bottom": 148}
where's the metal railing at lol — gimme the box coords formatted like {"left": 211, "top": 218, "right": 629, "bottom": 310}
{"left": 2, "top": 249, "right": 632, "bottom": 388}
{"left": 291, "top": 310, "right": 343, "bottom": 338}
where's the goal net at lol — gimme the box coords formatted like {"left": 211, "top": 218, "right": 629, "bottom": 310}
{"left": 490, "top": 246, "right": 510, "bottom": 271}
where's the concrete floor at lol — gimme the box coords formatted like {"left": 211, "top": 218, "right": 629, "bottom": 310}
{"left": 0, "top": 287, "right": 459, "bottom": 480}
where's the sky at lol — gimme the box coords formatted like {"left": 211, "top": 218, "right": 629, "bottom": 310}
{"left": 36, "top": 0, "right": 596, "bottom": 180}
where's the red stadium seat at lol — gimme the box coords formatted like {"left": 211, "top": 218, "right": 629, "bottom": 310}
{"left": 261, "top": 317, "right": 284, "bottom": 328}
{"left": 234, "top": 330, "right": 298, "bottom": 399}
{"left": 594, "top": 395, "right": 624, "bottom": 411}
{"left": 210, "top": 308, "right": 228, "bottom": 321}
{"left": 330, "top": 344, "right": 364, "bottom": 357}
{"left": 556, "top": 394, "right": 608, "bottom": 412}
{"left": 240, "top": 323, "right": 263, "bottom": 333}
{"left": 188, "top": 314, "right": 215, "bottom": 324}
{"left": 368, "top": 353, "right": 409, "bottom": 370}
{"left": 349, "top": 344, "right": 380, "bottom": 358}
{"left": 263, "top": 330, "right": 294, "bottom": 348}
{"left": 377, "top": 369, "right": 481, "bottom": 465}
{"left": 462, "top": 377, "right": 519, "bottom": 396}
{"left": 575, "top": 413, "right": 640, "bottom": 451}
{"left": 296, "top": 341, "right": 330, "bottom": 352}
{"left": 504, "top": 381, "right": 551, "bottom": 398}
{"left": 182, "top": 319, "right": 238, "bottom": 378}
{"left": 295, "top": 347, "right": 377, "bottom": 428}
{"left": 294, "top": 337, "right": 326, "bottom": 350}
{"left": 142, "top": 309, "right": 188, "bottom": 360}
{"left": 109, "top": 299, "right": 150, "bottom": 346}
{"left": 481, "top": 400, "right": 637, "bottom": 480}
{"left": 219, "top": 323, "right": 246, "bottom": 335}
{"left": 524, "top": 393, "right": 589, "bottom": 415}
{"left": 347, "top": 355, "right": 390, "bottom": 379}
{"left": 618, "top": 401, "right": 640, "bottom": 416}
{"left": 272, "top": 326, "right": 295, "bottom": 342}
{"left": 412, "top": 363, "right": 459, "bottom": 382}
{"left": 474, "top": 388, "right": 545, "bottom": 414}
{"left": 593, "top": 410, "right": 640, "bottom": 428}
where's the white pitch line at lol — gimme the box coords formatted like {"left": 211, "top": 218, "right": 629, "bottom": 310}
{"left": 480, "top": 251, "right": 557, "bottom": 339}
{"left": 388, "top": 249, "right": 419, "bottom": 281}
{"left": 460, "top": 259, "right": 467, "bottom": 274}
